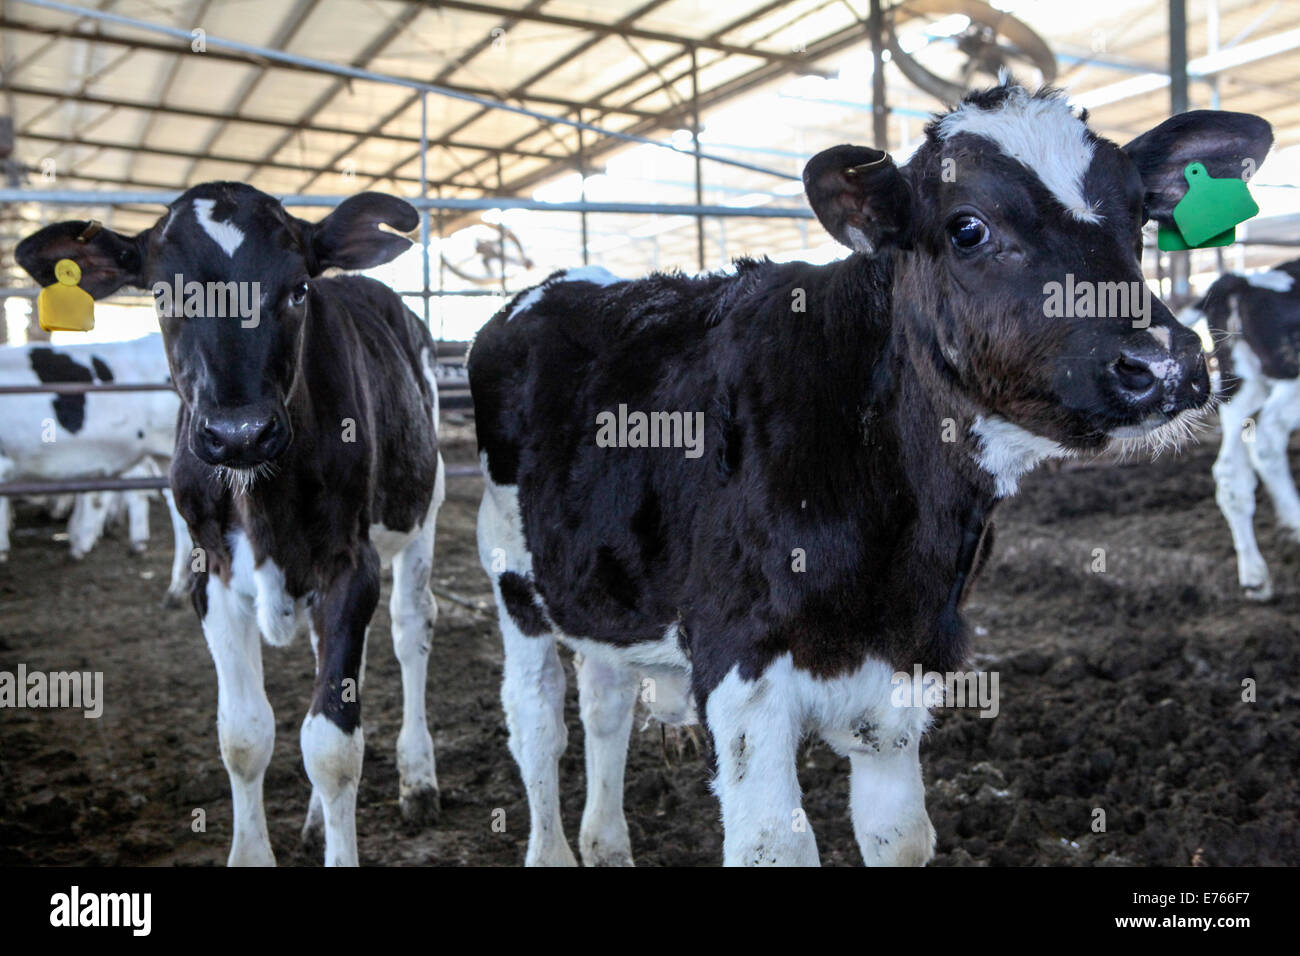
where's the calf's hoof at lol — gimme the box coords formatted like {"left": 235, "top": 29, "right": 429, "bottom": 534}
{"left": 400, "top": 783, "right": 441, "bottom": 827}
{"left": 161, "top": 588, "right": 186, "bottom": 610}
{"left": 581, "top": 846, "right": 634, "bottom": 867}
{"left": 580, "top": 829, "right": 634, "bottom": 867}
{"left": 526, "top": 843, "right": 579, "bottom": 867}
{"left": 860, "top": 816, "right": 935, "bottom": 867}
{"left": 1243, "top": 580, "right": 1273, "bottom": 602}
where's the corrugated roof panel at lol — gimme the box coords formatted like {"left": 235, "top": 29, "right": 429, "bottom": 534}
{"left": 441, "top": 20, "right": 598, "bottom": 91}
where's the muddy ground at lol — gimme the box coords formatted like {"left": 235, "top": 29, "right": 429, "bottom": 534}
{"left": 1, "top": 418, "right": 1297, "bottom": 866}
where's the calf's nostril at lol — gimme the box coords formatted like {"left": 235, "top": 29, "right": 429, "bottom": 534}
{"left": 254, "top": 417, "right": 278, "bottom": 448}
{"left": 1112, "top": 353, "right": 1157, "bottom": 393}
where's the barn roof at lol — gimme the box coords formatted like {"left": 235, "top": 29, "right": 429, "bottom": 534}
{"left": 3, "top": 0, "right": 1298, "bottom": 338}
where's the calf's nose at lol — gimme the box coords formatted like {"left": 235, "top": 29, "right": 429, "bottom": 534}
{"left": 194, "top": 407, "right": 288, "bottom": 466}
{"left": 1104, "top": 331, "right": 1210, "bottom": 415}
{"left": 1106, "top": 348, "right": 1162, "bottom": 403}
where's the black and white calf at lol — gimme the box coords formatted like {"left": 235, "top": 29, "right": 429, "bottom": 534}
{"left": 18, "top": 183, "right": 445, "bottom": 866}
{"left": 0, "top": 334, "right": 189, "bottom": 602}
{"left": 1183, "top": 259, "right": 1300, "bottom": 600}
{"left": 469, "top": 85, "right": 1271, "bottom": 866}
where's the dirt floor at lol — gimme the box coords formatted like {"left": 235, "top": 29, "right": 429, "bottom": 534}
{"left": 1, "top": 417, "right": 1297, "bottom": 867}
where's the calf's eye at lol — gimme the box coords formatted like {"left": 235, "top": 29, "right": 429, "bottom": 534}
{"left": 949, "top": 215, "right": 989, "bottom": 250}
{"left": 290, "top": 282, "right": 309, "bottom": 306}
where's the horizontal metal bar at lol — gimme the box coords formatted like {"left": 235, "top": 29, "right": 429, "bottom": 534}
{"left": 12, "top": 0, "right": 799, "bottom": 181}
{"left": 0, "top": 462, "right": 482, "bottom": 496}
{"left": 0, "top": 188, "right": 815, "bottom": 218}
{"left": 0, "top": 381, "right": 470, "bottom": 402}
{"left": 425, "top": 0, "right": 823, "bottom": 68}
{"left": 0, "top": 476, "right": 169, "bottom": 495}
{"left": 0, "top": 18, "right": 661, "bottom": 121}
{"left": 2, "top": 83, "right": 570, "bottom": 161}
{"left": 0, "top": 382, "right": 175, "bottom": 395}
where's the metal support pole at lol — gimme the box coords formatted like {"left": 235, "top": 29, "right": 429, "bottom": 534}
{"left": 436, "top": 183, "right": 446, "bottom": 345}
{"left": 1169, "top": 0, "right": 1189, "bottom": 115}
{"left": 577, "top": 108, "right": 590, "bottom": 266}
{"left": 691, "top": 44, "right": 705, "bottom": 273}
{"left": 419, "top": 91, "right": 431, "bottom": 329}
{"left": 1168, "top": 0, "right": 1191, "bottom": 307}
{"left": 1207, "top": 0, "right": 1221, "bottom": 109}
{"left": 496, "top": 154, "right": 508, "bottom": 296}
{"left": 869, "top": 0, "right": 888, "bottom": 151}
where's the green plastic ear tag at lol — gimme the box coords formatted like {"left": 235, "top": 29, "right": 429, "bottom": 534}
{"left": 1170, "top": 162, "right": 1258, "bottom": 248}
{"left": 37, "top": 258, "right": 95, "bottom": 332}
{"left": 1157, "top": 221, "right": 1236, "bottom": 251}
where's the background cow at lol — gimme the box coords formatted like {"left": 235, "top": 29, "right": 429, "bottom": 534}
{"left": 1183, "top": 259, "right": 1300, "bottom": 600}
{"left": 0, "top": 334, "right": 189, "bottom": 602}
{"left": 17, "top": 183, "right": 445, "bottom": 867}
{"left": 469, "top": 83, "right": 1271, "bottom": 866}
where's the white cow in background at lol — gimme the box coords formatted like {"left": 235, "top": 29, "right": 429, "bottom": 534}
{"left": 0, "top": 333, "right": 190, "bottom": 603}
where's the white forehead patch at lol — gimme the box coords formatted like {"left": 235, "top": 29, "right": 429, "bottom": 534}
{"left": 939, "top": 91, "right": 1101, "bottom": 224}
{"left": 1244, "top": 270, "right": 1295, "bottom": 293}
{"left": 192, "top": 198, "right": 245, "bottom": 258}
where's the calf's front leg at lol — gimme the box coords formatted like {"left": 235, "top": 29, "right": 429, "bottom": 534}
{"left": 706, "top": 664, "right": 820, "bottom": 866}
{"left": 201, "top": 571, "right": 276, "bottom": 866}
{"left": 576, "top": 652, "right": 638, "bottom": 866}
{"left": 849, "top": 735, "right": 934, "bottom": 866}
{"left": 301, "top": 545, "right": 380, "bottom": 867}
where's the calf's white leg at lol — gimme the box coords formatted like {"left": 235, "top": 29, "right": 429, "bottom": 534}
{"left": 202, "top": 572, "right": 276, "bottom": 866}
{"left": 162, "top": 487, "right": 192, "bottom": 606}
{"left": 849, "top": 737, "right": 934, "bottom": 866}
{"left": 300, "top": 712, "right": 363, "bottom": 868}
{"left": 576, "top": 652, "right": 638, "bottom": 866}
{"left": 498, "top": 609, "right": 574, "bottom": 866}
{"left": 125, "top": 490, "right": 150, "bottom": 553}
{"left": 479, "top": 473, "right": 576, "bottom": 866}
{"left": 707, "top": 663, "right": 819, "bottom": 866}
{"left": 67, "top": 492, "right": 111, "bottom": 560}
{"left": 388, "top": 465, "right": 444, "bottom": 824}
{"left": 1214, "top": 379, "right": 1271, "bottom": 598}
{"left": 122, "top": 458, "right": 159, "bottom": 554}
{"left": 1247, "top": 379, "right": 1300, "bottom": 540}
{"left": 300, "top": 545, "right": 379, "bottom": 868}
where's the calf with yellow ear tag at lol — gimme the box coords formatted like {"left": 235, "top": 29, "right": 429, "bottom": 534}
{"left": 37, "top": 258, "right": 95, "bottom": 332}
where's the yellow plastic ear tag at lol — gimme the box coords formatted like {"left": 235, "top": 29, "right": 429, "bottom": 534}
{"left": 37, "top": 258, "right": 95, "bottom": 332}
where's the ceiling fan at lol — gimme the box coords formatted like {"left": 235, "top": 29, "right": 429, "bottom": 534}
{"left": 886, "top": 0, "right": 1058, "bottom": 103}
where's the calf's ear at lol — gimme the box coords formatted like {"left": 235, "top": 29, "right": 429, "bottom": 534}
{"left": 305, "top": 192, "right": 419, "bottom": 274}
{"left": 803, "top": 145, "right": 911, "bottom": 253}
{"left": 1123, "top": 111, "right": 1273, "bottom": 224}
{"left": 15, "top": 221, "right": 145, "bottom": 298}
